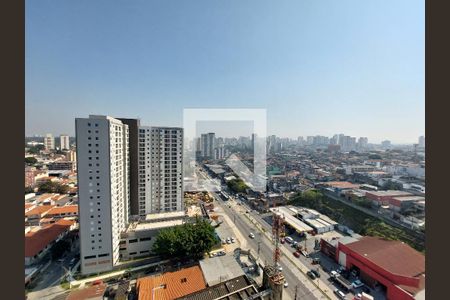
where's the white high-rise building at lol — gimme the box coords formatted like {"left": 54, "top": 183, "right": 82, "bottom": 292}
{"left": 60, "top": 134, "right": 70, "bottom": 150}
{"left": 76, "top": 115, "right": 130, "bottom": 275}
{"left": 138, "top": 126, "right": 183, "bottom": 215}
{"left": 44, "top": 133, "right": 55, "bottom": 150}
{"left": 200, "top": 132, "right": 215, "bottom": 158}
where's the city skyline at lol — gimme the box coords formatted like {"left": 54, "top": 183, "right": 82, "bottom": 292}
{"left": 26, "top": 0, "right": 424, "bottom": 143}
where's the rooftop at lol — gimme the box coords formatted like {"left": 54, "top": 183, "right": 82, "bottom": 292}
{"left": 344, "top": 236, "right": 425, "bottom": 278}
{"left": 25, "top": 218, "right": 75, "bottom": 257}
{"left": 322, "top": 181, "right": 360, "bottom": 189}
{"left": 137, "top": 266, "right": 206, "bottom": 300}
{"left": 366, "top": 190, "right": 412, "bottom": 197}
{"left": 133, "top": 219, "right": 184, "bottom": 232}
{"left": 46, "top": 205, "right": 78, "bottom": 215}
{"left": 145, "top": 211, "right": 186, "bottom": 222}
{"left": 199, "top": 255, "right": 245, "bottom": 286}
{"left": 25, "top": 205, "right": 55, "bottom": 217}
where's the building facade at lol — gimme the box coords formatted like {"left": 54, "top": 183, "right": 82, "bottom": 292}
{"left": 138, "top": 126, "right": 184, "bottom": 215}
{"left": 60, "top": 135, "right": 70, "bottom": 150}
{"left": 44, "top": 134, "right": 55, "bottom": 151}
{"left": 76, "top": 115, "right": 130, "bottom": 275}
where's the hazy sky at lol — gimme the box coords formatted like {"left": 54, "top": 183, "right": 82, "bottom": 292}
{"left": 26, "top": 0, "right": 424, "bottom": 144}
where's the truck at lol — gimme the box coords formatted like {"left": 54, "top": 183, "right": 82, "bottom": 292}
{"left": 333, "top": 275, "right": 353, "bottom": 292}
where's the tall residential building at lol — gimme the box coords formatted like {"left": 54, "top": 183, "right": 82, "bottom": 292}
{"left": 44, "top": 133, "right": 55, "bottom": 150}
{"left": 381, "top": 140, "right": 392, "bottom": 149}
{"left": 200, "top": 133, "right": 215, "bottom": 158}
{"left": 60, "top": 134, "right": 70, "bottom": 150}
{"left": 117, "top": 118, "right": 141, "bottom": 217}
{"left": 358, "top": 137, "right": 369, "bottom": 150}
{"left": 418, "top": 136, "right": 425, "bottom": 148}
{"left": 76, "top": 115, "right": 130, "bottom": 275}
{"left": 138, "top": 126, "right": 183, "bottom": 215}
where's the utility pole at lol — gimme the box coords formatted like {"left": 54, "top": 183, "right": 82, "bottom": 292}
{"left": 294, "top": 285, "right": 298, "bottom": 300}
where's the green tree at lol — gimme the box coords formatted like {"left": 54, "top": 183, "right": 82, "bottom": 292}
{"left": 227, "top": 178, "right": 248, "bottom": 193}
{"left": 382, "top": 180, "right": 403, "bottom": 191}
{"left": 38, "top": 180, "right": 69, "bottom": 194}
{"left": 25, "top": 157, "right": 38, "bottom": 165}
{"left": 27, "top": 145, "right": 45, "bottom": 155}
{"left": 152, "top": 217, "right": 217, "bottom": 260}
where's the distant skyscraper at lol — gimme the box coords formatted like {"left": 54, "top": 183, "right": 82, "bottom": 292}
{"left": 138, "top": 126, "right": 183, "bottom": 215}
{"left": 358, "top": 137, "right": 368, "bottom": 150}
{"left": 297, "top": 136, "right": 304, "bottom": 146}
{"left": 44, "top": 133, "right": 55, "bottom": 150}
{"left": 76, "top": 115, "right": 130, "bottom": 275}
{"left": 60, "top": 134, "right": 70, "bottom": 150}
{"left": 418, "top": 136, "right": 425, "bottom": 148}
{"left": 381, "top": 140, "right": 392, "bottom": 149}
{"left": 200, "top": 132, "right": 215, "bottom": 158}
{"left": 306, "top": 136, "right": 314, "bottom": 146}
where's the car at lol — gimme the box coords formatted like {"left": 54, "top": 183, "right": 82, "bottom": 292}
{"left": 334, "top": 289, "right": 346, "bottom": 299}
{"left": 293, "top": 251, "right": 300, "bottom": 258}
{"left": 209, "top": 253, "right": 217, "bottom": 258}
{"left": 353, "top": 293, "right": 362, "bottom": 300}
{"left": 285, "top": 237, "right": 294, "bottom": 244}
{"left": 312, "top": 258, "right": 321, "bottom": 265}
{"left": 307, "top": 271, "right": 316, "bottom": 280}
{"left": 275, "top": 263, "right": 283, "bottom": 272}
{"left": 311, "top": 269, "right": 320, "bottom": 278}
{"left": 221, "top": 239, "right": 226, "bottom": 244}
{"left": 284, "top": 281, "right": 289, "bottom": 288}
{"left": 226, "top": 237, "right": 231, "bottom": 244}
{"left": 230, "top": 237, "right": 235, "bottom": 243}
{"left": 57, "top": 258, "right": 65, "bottom": 263}
{"left": 337, "top": 266, "right": 346, "bottom": 273}
{"left": 301, "top": 250, "right": 309, "bottom": 258}
{"left": 351, "top": 269, "right": 359, "bottom": 277}
{"left": 249, "top": 233, "right": 255, "bottom": 239}
{"left": 330, "top": 270, "right": 339, "bottom": 278}
{"left": 291, "top": 241, "right": 298, "bottom": 248}
{"left": 352, "top": 280, "right": 364, "bottom": 289}
{"left": 280, "top": 238, "right": 285, "bottom": 244}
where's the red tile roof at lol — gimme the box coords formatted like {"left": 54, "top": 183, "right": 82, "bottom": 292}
{"left": 25, "top": 218, "right": 75, "bottom": 257}
{"left": 25, "top": 205, "right": 55, "bottom": 217}
{"left": 46, "top": 205, "right": 78, "bottom": 216}
{"left": 344, "top": 236, "right": 425, "bottom": 278}
{"left": 137, "top": 266, "right": 206, "bottom": 300}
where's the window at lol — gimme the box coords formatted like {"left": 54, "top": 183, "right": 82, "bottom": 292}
{"left": 84, "top": 255, "right": 96, "bottom": 259}
{"left": 129, "top": 252, "right": 137, "bottom": 255}
{"left": 98, "top": 253, "right": 109, "bottom": 257}
{"left": 128, "top": 239, "right": 138, "bottom": 243}
{"left": 139, "top": 237, "right": 152, "bottom": 242}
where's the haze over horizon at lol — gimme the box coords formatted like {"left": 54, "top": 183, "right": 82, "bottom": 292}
{"left": 26, "top": 0, "right": 424, "bottom": 144}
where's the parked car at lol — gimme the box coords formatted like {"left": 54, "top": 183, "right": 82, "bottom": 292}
{"left": 311, "top": 269, "right": 320, "bottom": 278}
{"left": 285, "top": 237, "right": 294, "bottom": 244}
{"left": 280, "top": 238, "right": 285, "bottom": 244}
{"left": 276, "top": 263, "right": 283, "bottom": 272}
{"left": 352, "top": 279, "right": 364, "bottom": 289}
{"left": 334, "top": 289, "right": 346, "bottom": 299}
{"left": 330, "top": 270, "right": 339, "bottom": 278}
{"left": 226, "top": 237, "right": 231, "bottom": 244}
{"left": 291, "top": 241, "right": 298, "bottom": 248}
{"left": 284, "top": 281, "right": 289, "bottom": 288}
{"left": 307, "top": 271, "right": 316, "bottom": 280}
{"left": 217, "top": 251, "right": 226, "bottom": 256}
{"left": 249, "top": 233, "right": 255, "bottom": 239}
{"left": 230, "top": 237, "right": 235, "bottom": 243}
{"left": 293, "top": 251, "right": 300, "bottom": 258}
{"left": 353, "top": 293, "right": 362, "bottom": 300}
{"left": 312, "top": 258, "right": 321, "bottom": 265}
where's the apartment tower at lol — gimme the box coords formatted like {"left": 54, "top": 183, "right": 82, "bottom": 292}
{"left": 138, "top": 126, "right": 184, "bottom": 215}
{"left": 76, "top": 115, "right": 130, "bottom": 275}
{"left": 44, "top": 133, "right": 55, "bottom": 150}
{"left": 60, "top": 134, "right": 70, "bottom": 150}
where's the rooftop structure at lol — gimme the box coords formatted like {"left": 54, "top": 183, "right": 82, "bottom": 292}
{"left": 269, "top": 207, "right": 314, "bottom": 234}
{"left": 199, "top": 255, "right": 245, "bottom": 286}
{"left": 137, "top": 266, "right": 206, "bottom": 300}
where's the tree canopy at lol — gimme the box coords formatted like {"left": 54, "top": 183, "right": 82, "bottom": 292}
{"left": 27, "top": 145, "right": 45, "bottom": 155}
{"left": 227, "top": 178, "right": 248, "bottom": 193}
{"left": 38, "top": 180, "right": 69, "bottom": 194}
{"left": 25, "top": 157, "right": 38, "bottom": 165}
{"left": 151, "top": 217, "right": 218, "bottom": 260}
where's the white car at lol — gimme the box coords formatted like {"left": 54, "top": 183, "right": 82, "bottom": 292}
{"left": 249, "top": 233, "right": 255, "bottom": 239}
{"left": 231, "top": 237, "right": 235, "bottom": 243}
{"left": 226, "top": 237, "right": 231, "bottom": 244}
{"left": 334, "top": 289, "right": 346, "bottom": 299}
{"left": 352, "top": 279, "right": 364, "bottom": 289}
{"left": 276, "top": 264, "right": 283, "bottom": 272}
{"left": 330, "top": 270, "right": 339, "bottom": 278}
{"left": 284, "top": 281, "right": 289, "bottom": 288}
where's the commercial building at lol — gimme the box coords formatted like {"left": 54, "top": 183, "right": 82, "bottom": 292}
{"left": 389, "top": 196, "right": 425, "bottom": 212}
{"left": 76, "top": 115, "right": 130, "bottom": 275}
{"left": 138, "top": 126, "right": 184, "bottom": 215}
{"left": 365, "top": 190, "right": 413, "bottom": 206}
{"left": 44, "top": 133, "right": 55, "bottom": 150}
{"left": 60, "top": 134, "right": 70, "bottom": 150}
{"left": 199, "top": 255, "right": 245, "bottom": 286}
{"left": 418, "top": 136, "right": 425, "bottom": 148}
{"left": 119, "top": 211, "right": 186, "bottom": 261}
{"left": 335, "top": 236, "right": 425, "bottom": 300}
{"left": 47, "top": 161, "right": 75, "bottom": 171}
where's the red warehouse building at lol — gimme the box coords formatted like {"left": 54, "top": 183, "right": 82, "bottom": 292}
{"left": 335, "top": 237, "right": 425, "bottom": 300}
{"left": 365, "top": 190, "right": 413, "bottom": 206}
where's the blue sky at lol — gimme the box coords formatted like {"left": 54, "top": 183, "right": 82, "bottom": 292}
{"left": 26, "top": 0, "right": 424, "bottom": 143}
